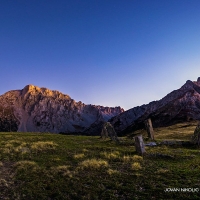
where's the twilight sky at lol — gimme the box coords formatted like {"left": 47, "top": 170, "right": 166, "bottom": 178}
{"left": 1, "top": 0, "right": 200, "bottom": 110}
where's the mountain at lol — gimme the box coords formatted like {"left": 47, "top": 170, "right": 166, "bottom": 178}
{"left": 2, "top": 78, "right": 200, "bottom": 136}
{"left": 0, "top": 85, "right": 124, "bottom": 134}
{"left": 110, "top": 78, "right": 200, "bottom": 135}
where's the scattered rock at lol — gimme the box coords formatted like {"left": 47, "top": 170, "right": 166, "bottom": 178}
{"left": 145, "top": 142, "right": 157, "bottom": 146}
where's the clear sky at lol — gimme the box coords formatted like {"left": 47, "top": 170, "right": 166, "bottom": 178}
{"left": 1, "top": 0, "right": 200, "bottom": 110}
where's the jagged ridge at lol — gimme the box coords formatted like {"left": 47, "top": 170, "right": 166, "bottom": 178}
{"left": 110, "top": 77, "right": 200, "bottom": 135}
{"left": 0, "top": 85, "right": 124, "bottom": 134}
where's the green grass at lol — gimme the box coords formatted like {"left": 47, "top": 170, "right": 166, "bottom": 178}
{"left": 133, "top": 120, "right": 198, "bottom": 141}
{"left": 0, "top": 121, "right": 200, "bottom": 199}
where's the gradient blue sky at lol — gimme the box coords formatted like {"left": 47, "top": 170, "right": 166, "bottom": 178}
{"left": 1, "top": 0, "right": 200, "bottom": 110}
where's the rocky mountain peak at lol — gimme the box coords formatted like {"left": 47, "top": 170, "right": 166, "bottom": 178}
{"left": 21, "top": 84, "right": 71, "bottom": 99}
{"left": 21, "top": 84, "right": 41, "bottom": 95}
{"left": 0, "top": 85, "right": 124, "bottom": 134}
{"left": 197, "top": 77, "right": 200, "bottom": 86}
{"left": 181, "top": 80, "right": 194, "bottom": 90}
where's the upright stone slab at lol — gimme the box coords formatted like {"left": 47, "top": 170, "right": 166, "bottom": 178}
{"left": 191, "top": 122, "right": 200, "bottom": 146}
{"left": 101, "top": 126, "right": 108, "bottom": 139}
{"left": 145, "top": 118, "right": 154, "bottom": 140}
{"left": 134, "top": 135, "right": 146, "bottom": 155}
{"left": 100, "top": 122, "right": 119, "bottom": 142}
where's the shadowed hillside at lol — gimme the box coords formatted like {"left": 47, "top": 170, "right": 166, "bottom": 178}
{"left": 110, "top": 78, "right": 200, "bottom": 136}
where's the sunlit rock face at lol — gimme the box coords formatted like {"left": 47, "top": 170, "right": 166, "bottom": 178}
{"left": 110, "top": 77, "right": 200, "bottom": 135}
{"left": 0, "top": 85, "right": 124, "bottom": 134}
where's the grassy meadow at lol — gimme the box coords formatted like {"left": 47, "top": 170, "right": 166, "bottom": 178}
{"left": 0, "top": 121, "right": 200, "bottom": 199}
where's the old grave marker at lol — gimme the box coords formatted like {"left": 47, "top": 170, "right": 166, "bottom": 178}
{"left": 134, "top": 135, "right": 146, "bottom": 155}
{"left": 145, "top": 118, "right": 154, "bottom": 140}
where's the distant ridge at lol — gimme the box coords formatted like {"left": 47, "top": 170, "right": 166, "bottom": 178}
{"left": 1, "top": 78, "right": 200, "bottom": 136}
{"left": 110, "top": 77, "right": 200, "bottom": 135}
{"left": 0, "top": 84, "right": 124, "bottom": 134}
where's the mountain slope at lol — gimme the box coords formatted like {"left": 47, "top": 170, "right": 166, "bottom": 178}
{"left": 0, "top": 85, "right": 124, "bottom": 134}
{"left": 110, "top": 78, "right": 200, "bottom": 135}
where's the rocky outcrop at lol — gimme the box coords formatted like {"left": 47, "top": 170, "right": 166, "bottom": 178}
{"left": 0, "top": 85, "right": 124, "bottom": 134}
{"left": 110, "top": 78, "right": 200, "bottom": 135}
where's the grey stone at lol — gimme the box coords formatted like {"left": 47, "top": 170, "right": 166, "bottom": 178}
{"left": 101, "top": 122, "right": 119, "bottom": 141}
{"left": 145, "top": 142, "right": 157, "bottom": 146}
{"left": 134, "top": 135, "right": 145, "bottom": 155}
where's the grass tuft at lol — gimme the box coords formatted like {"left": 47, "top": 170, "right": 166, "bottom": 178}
{"left": 156, "top": 168, "right": 170, "bottom": 174}
{"left": 131, "top": 162, "right": 142, "bottom": 170}
{"left": 107, "top": 168, "right": 119, "bottom": 175}
{"left": 15, "top": 160, "right": 38, "bottom": 171}
{"left": 51, "top": 165, "right": 73, "bottom": 177}
{"left": 132, "top": 155, "right": 143, "bottom": 162}
{"left": 101, "top": 151, "right": 120, "bottom": 160}
{"left": 31, "top": 141, "right": 57, "bottom": 153}
{"left": 79, "top": 159, "right": 108, "bottom": 169}
{"left": 123, "top": 155, "right": 143, "bottom": 162}
{"left": 74, "top": 153, "right": 85, "bottom": 159}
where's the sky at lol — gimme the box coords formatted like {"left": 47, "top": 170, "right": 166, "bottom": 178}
{"left": 1, "top": 0, "right": 200, "bottom": 110}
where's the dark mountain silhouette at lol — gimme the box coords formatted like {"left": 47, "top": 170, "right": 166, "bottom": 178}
{"left": 110, "top": 78, "right": 200, "bottom": 135}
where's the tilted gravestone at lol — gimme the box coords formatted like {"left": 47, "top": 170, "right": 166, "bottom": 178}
{"left": 134, "top": 135, "right": 146, "bottom": 155}
{"left": 145, "top": 118, "right": 154, "bottom": 140}
{"left": 191, "top": 122, "right": 200, "bottom": 146}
